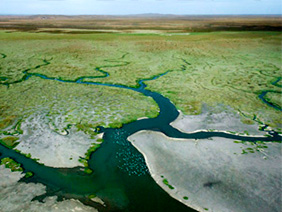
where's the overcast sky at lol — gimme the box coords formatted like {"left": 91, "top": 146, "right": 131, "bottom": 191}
{"left": 0, "top": 0, "right": 281, "bottom": 15}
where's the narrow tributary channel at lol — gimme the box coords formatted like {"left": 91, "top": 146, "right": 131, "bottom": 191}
{"left": 0, "top": 56, "right": 281, "bottom": 212}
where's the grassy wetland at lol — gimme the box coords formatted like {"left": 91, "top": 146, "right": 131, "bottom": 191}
{"left": 0, "top": 15, "right": 281, "bottom": 212}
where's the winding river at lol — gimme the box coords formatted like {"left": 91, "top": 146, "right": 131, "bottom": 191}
{"left": 259, "top": 76, "right": 282, "bottom": 111}
{"left": 0, "top": 54, "right": 281, "bottom": 211}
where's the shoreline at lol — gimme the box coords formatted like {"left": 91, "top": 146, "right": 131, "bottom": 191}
{"left": 128, "top": 130, "right": 281, "bottom": 212}
{"left": 170, "top": 109, "right": 269, "bottom": 137}
{"left": 129, "top": 130, "right": 203, "bottom": 211}
{"left": 129, "top": 134, "right": 202, "bottom": 212}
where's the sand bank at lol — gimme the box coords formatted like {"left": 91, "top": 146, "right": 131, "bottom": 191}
{"left": 128, "top": 130, "right": 281, "bottom": 212}
{"left": 171, "top": 108, "right": 266, "bottom": 136}
{"left": 0, "top": 165, "right": 98, "bottom": 212}
{"left": 16, "top": 114, "right": 100, "bottom": 168}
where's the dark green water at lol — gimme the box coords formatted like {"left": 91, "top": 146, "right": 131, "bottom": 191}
{"left": 259, "top": 77, "right": 282, "bottom": 111}
{"left": 0, "top": 56, "right": 281, "bottom": 211}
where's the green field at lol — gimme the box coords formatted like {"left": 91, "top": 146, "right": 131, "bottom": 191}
{"left": 0, "top": 30, "right": 281, "bottom": 164}
{"left": 1, "top": 30, "right": 281, "bottom": 131}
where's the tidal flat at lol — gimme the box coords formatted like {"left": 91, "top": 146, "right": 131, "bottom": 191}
{"left": 0, "top": 165, "right": 98, "bottom": 212}
{"left": 0, "top": 17, "right": 281, "bottom": 212}
{"left": 128, "top": 130, "right": 281, "bottom": 212}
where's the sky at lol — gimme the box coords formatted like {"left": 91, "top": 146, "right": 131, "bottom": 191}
{"left": 0, "top": 0, "right": 281, "bottom": 15}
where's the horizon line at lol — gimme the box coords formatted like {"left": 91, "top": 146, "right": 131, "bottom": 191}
{"left": 0, "top": 13, "right": 282, "bottom": 16}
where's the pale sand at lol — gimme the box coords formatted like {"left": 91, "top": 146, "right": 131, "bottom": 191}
{"left": 0, "top": 165, "right": 98, "bottom": 212}
{"left": 137, "top": 116, "right": 149, "bottom": 121}
{"left": 171, "top": 109, "right": 266, "bottom": 136}
{"left": 16, "top": 114, "right": 100, "bottom": 168}
{"left": 128, "top": 131, "right": 281, "bottom": 212}
{"left": 91, "top": 197, "right": 106, "bottom": 207}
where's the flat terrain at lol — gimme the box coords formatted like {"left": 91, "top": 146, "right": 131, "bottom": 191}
{"left": 129, "top": 131, "right": 281, "bottom": 212}
{"left": 0, "top": 15, "right": 281, "bottom": 32}
{"left": 1, "top": 30, "right": 281, "bottom": 133}
{"left": 0, "top": 16, "right": 281, "bottom": 212}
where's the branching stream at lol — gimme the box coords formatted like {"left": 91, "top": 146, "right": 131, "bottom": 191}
{"left": 0, "top": 53, "right": 281, "bottom": 212}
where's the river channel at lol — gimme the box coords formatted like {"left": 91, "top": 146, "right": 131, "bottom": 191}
{"left": 0, "top": 56, "right": 281, "bottom": 212}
